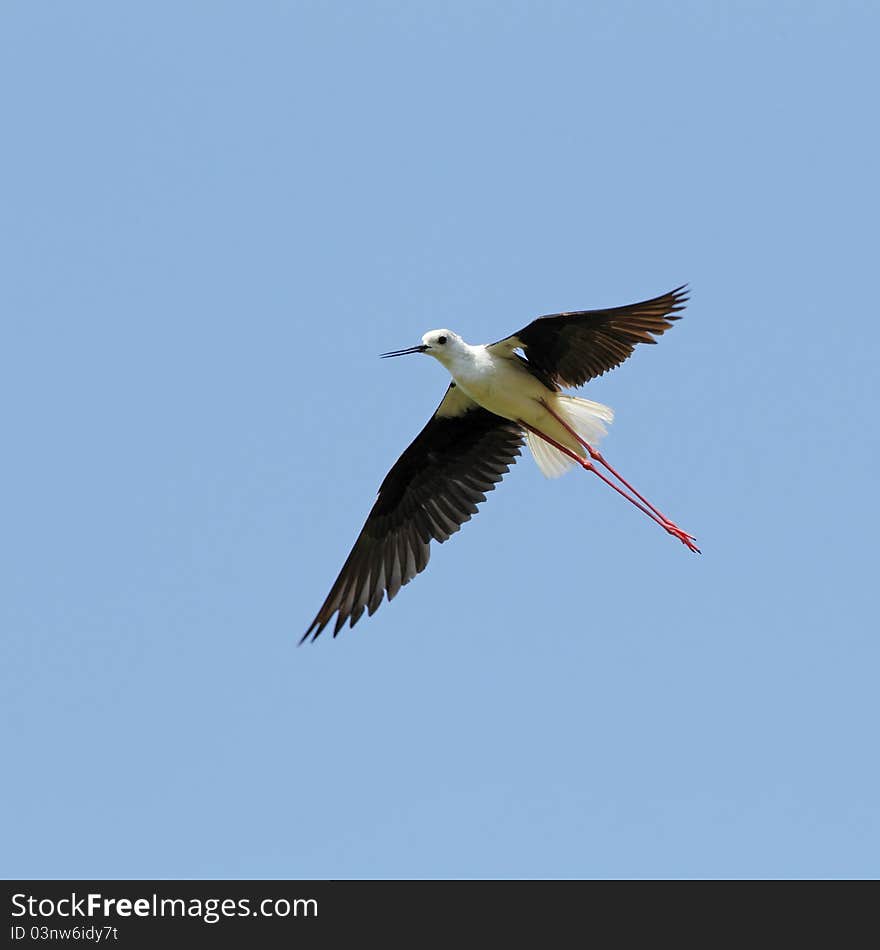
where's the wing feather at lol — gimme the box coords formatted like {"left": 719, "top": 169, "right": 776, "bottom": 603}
{"left": 303, "top": 384, "right": 523, "bottom": 641}
{"left": 491, "top": 285, "right": 688, "bottom": 388}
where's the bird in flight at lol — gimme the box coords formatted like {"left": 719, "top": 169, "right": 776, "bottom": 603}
{"left": 304, "top": 285, "right": 697, "bottom": 642}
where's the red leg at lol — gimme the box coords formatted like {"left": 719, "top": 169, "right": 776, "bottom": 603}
{"left": 521, "top": 418, "right": 700, "bottom": 554}
{"left": 539, "top": 400, "right": 684, "bottom": 526}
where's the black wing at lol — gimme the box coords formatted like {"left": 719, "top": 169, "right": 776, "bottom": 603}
{"left": 491, "top": 285, "right": 689, "bottom": 388}
{"left": 303, "top": 385, "right": 523, "bottom": 641}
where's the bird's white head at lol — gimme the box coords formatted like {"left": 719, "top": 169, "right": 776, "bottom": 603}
{"left": 380, "top": 329, "right": 468, "bottom": 366}
{"left": 419, "top": 329, "right": 466, "bottom": 366}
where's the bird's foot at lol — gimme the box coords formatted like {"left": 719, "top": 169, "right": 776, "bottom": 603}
{"left": 663, "top": 521, "right": 700, "bottom": 554}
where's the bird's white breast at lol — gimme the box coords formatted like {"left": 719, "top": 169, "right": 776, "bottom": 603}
{"left": 447, "top": 345, "right": 549, "bottom": 424}
{"left": 440, "top": 341, "right": 601, "bottom": 469}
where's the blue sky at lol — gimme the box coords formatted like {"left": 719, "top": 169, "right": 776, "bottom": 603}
{"left": 3, "top": 1, "right": 878, "bottom": 879}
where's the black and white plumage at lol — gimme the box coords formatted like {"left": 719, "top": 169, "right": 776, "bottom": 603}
{"left": 494, "top": 284, "right": 688, "bottom": 387}
{"left": 304, "top": 285, "right": 692, "bottom": 641}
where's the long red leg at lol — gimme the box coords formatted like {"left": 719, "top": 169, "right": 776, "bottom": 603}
{"left": 521, "top": 419, "right": 700, "bottom": 554}
{"left": 520, "top": 423, "right": 674, "bottom": 531}
{"left": 540, "top": 400, "right": 689, "bottom": 530}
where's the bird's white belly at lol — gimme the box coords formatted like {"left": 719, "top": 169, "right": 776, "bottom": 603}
{"left": 452, "top": 357, "right": 585, "bottom": 456}
{"left": 456, "top": 366, "right": 540, "bottom": 420}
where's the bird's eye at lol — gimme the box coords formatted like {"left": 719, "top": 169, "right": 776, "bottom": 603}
{"left": 437, "top": 335, "right": 447, "bottom": 345}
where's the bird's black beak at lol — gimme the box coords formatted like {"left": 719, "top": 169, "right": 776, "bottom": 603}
{"left": 380, "top": 345, "right": 429, "bottom": 358}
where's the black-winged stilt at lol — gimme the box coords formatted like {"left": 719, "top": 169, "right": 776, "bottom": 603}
{"left": 304, "top": 285, "right": 696, "bottom": 641}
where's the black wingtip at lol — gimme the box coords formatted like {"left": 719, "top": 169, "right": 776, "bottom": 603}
{"left": 299, "top": 619, "right": 324, "bottom": 645}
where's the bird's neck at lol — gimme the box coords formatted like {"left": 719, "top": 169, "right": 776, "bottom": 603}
{"left": 440, "top": 342, "right": 493, "bottom": 382}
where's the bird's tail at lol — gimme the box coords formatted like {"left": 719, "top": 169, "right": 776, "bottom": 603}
{"left": 525, "top": 395, "right": 614, "bottom": 478}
